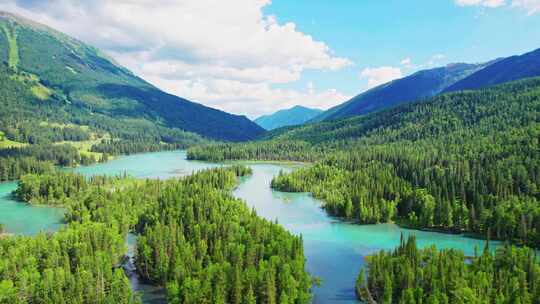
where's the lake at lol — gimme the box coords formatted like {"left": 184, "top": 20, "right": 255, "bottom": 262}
{"left": 0, "top": 150, "right": 497, "bottom": 303}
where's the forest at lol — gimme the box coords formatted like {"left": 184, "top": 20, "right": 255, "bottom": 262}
{"left": 190, "top": 78, "right": 540, "bottom": 248}
{"left": 0, "top": 144, "right": 103, "bottom": 182}
{"left": 0, "top": 59, "right": 211, "bottom": 181}
{"left": 2, "top": 166, "right": 312, "bottom": 303}
{"left": 356, "top": 235, "right": 540, "bottom": 304}
{"left": 2, "top": 6, "right": 540, "bottom": 304}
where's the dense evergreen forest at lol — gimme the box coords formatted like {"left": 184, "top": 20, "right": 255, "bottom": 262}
{"left": 356, "top": 235, "right": 540, "bottom": 304}
{"left": 0, "top": 222, "right": 138, "bottom": 303}
{"left": 0, "top": 58, "right": 208, "bottom": 180}
{"left": 0, "top": 144, "right": 102, "bottom": 181}
{"left": 189, "top": 78, "right": 540, "bottom": 248}
{"left": 2, "top": 167, "right": 312, "bottom": 303}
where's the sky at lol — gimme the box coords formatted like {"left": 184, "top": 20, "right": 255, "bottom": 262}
{"left": 1, "top": 0, "right": 540, "bottom": 118}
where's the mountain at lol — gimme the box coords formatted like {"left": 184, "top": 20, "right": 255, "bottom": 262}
{"left": 264, "top": 77, "right": 540, "bottom": 145}
{"left": 443, "top": 48, "right": 540, "bottom": 93}
{"left": 254, "top": 105, "right": 323, "bottom": 130}
{"left": 312, "top": 63, "right": 488, "bottom": 122}
{"left": 0, "top": 11, "right": 264, "bottom": 142}
{"left": 188, "top": 77, "right": 540, "bottom": 249}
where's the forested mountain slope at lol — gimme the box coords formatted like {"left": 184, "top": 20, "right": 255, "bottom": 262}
{"left": 444, "top": 47, "right": 540, "bottom": 93}
{"left": 0, "top": 11, "right": 264, "bottom": 143}
{"left": 312, "top": 62, "right": 487, "bottom": 122}
{"left": 189, "top": 77, "right": 540, "bottom": 247}
{"left": 254, "top": 105, "right": 323, "bottom": 130}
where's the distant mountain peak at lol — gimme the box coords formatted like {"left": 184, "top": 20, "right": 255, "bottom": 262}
{"left": 255, "top": 105, "right": 323, "bottom": 130}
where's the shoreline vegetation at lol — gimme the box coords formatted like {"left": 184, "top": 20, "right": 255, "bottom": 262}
{"left": 356, "top": 235, "right": 540, "bottom": 303}
{"left": 1, "top": 6, "right": 539, "bottom": 304}
{"left": 188, "top": 78, "right": 540, "bottom": 250}
{"left": 1, "top": 166, "right": 313, "bottom": 303}
{"left": 186, "top": 78, "right": 540, "bottom": 303}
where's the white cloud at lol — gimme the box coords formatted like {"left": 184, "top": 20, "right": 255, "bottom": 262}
{"left": 512, "top": 0, "right": 540, "bottom": 15}
{"left": 147, "top": 76, "right": 351, "bottom": 118}
{"left": 425, "top": 53, "right": 446, "bottom": 66}
{"left": 0, "top": 0, "right": 352, "bottom": 117}
{"left": 400, "top": 58, "right": 412, "bottom": 66}
{"left": 360, "top": 67, "right": 403, "bottom": 90}
{"left": 400, "top": 57, "right": 415, "bottom": 69}
{"left": 455, "top": 0, "right": 540, "bottom": 14}
{"left": 455, "top": 0, "right": 506, "bottom": 7}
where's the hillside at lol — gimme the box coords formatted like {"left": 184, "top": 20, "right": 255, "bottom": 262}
{"left": 189, "top": 77, "right": 540, "bottom": 247}
{"left": 0, "top": 11, "right": 264, "bottom": 144}
{"left": 312, "top": 62, "right": 487, "bottom": 122}
{"left": 254, "top": 105, "right": 323, "bottom": 130}
{"left": 444, "top": 47, "right": 540, "bottom": 92}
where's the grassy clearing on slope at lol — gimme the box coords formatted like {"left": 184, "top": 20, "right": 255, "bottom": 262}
{"left": 0, "top": 139, "right": 27, "bottom": 149}
{"left": 9, "top": 72, "right": 53, "bottom": 101}
{"left": 1, "top": 24, "right": 19, "bottom": 71}
{"left": 31, "top": 84, "right": 52, "bottom": 100}
{"left": 0, "top": 131, "right": 27, "bottom": 149}
{"left": 55, "top": 139, "right": 104, "bottom": 161}
{"left": 38, "top": 122, "right": 90, "bottom": 130}
{"left": 54, "top": 130, "right": 112, "bottom": 161}
{"left": 37, "top": 122, "right": 112, "bottom": 161}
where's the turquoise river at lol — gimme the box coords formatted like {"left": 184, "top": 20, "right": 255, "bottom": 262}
{"left": 0, "top": 150, "right": 499, "bottom": 303}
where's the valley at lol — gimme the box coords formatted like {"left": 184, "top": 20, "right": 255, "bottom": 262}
{"left": 0, "top": 150, "right": 500, "bottom": 303}
{"left": 0, "top": 4, "right": 540, "bottom": 304}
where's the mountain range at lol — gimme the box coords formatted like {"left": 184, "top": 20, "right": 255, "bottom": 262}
{"left": 2, "top": 10, "right": 540, "bottom": 145}
{"left": 254, "top": 105, "right": 323, "bottom": 130}
{"left": 312, "top": 47, "right": 540, "bottom": 122}
{"left": 311, "top": 62, "right": 488, "bottom": 122}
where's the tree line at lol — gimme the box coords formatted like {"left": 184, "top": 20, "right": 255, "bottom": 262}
{"left": 356, "top": 235, "right": 540, "bottom": 304}
{"left": 191, "top": 78, "right": 540, "bottom": 248}
{"left": 0, "top": 144, "right": 104, "bottom": 182}
{"left": 6, "top": 166, "right": 313, "bottom": 303}
{"left": 0, "top": 222, "right": 138, "bottom": 304}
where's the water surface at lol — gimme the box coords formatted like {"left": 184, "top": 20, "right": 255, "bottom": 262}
{"left": 233, "top": 164, "right": 497, "bottom": 303}
{"left": 0, "top": 151, "right": 499, "bottom": 303}
{"left": 0, "top": 182, "right": 64, "bottom": 235}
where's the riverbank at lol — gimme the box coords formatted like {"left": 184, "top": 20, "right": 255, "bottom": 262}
{"left": 0, "top": 150, "right": 503, "bottom": 304}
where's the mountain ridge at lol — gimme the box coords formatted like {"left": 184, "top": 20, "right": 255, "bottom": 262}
{"left": 443, "top": 48, "right": 540, "bottom": 93}
{"left": 311, "top": 62, "right": 489, "bottom": 122}
{"left": 311, "top": 63, "right": 488, "bottom": 122}
{"left": 0, "top": 11, "right": 264, "bottom": 142}
{"left": 254, "top": 105, "right": 323, "bottom": 130}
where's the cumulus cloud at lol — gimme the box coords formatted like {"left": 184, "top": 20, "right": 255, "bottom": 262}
{"left": 147, "top": 76, "right": 351, "bottom": 118}
{"left": 0, "top": 0, "right": 352, "bottom": 117}
{"left": 360, "top": 67, "right": 403, "bottom": 90}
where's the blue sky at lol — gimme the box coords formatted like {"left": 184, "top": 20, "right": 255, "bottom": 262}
{"left": 265, "top": 0, "right": 540, "bottom": 97}
{"left": 2, "top": 0, "right": 540, "bottom": 117}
